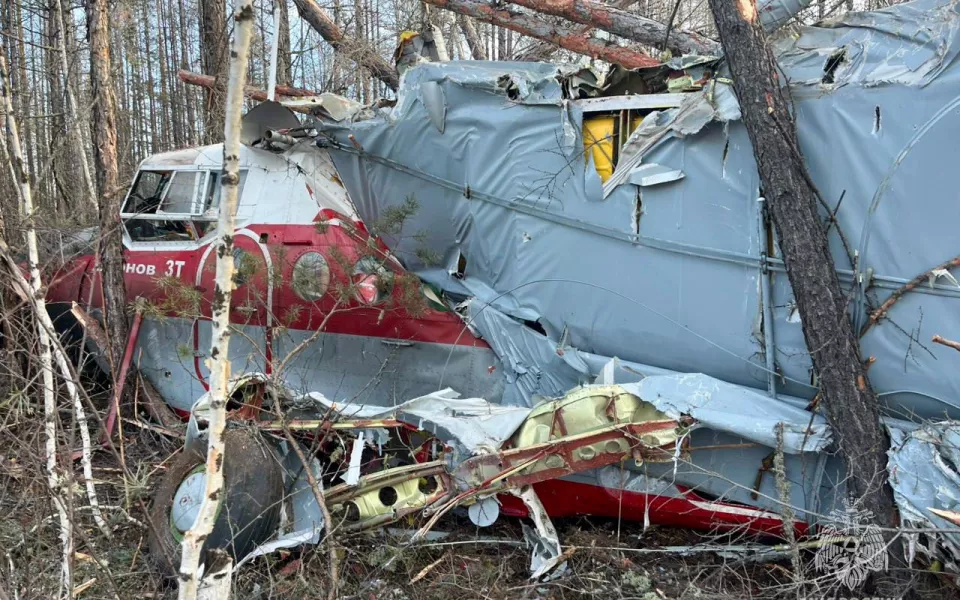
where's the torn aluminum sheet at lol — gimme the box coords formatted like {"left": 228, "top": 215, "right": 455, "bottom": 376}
{"left": 758, "top": 0, "right": 814, "bottom": 31}
{"left": 306, "top": 387, "right": 532, "bottom": 454}
{"left": 605, "top": 80, "right": 741, "bottom": 195}
{"left": 283, "top": 93, "right": 364, "bottom": 121}
{"left": 773, "top": 0, "right": 960, "bottom": 88}
{"left": 887, "top": 423, "right": 960, "bottom": 570}
{"left": 320, "top": 0, "right": 960, "bottom": 428}
{"left": 516, "top": 487, "right": 567, "bottom": 579}
{"left": 625, "top": 374, "right": 833, "bottom": 453}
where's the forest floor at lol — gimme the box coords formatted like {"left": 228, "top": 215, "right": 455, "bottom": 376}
{"left": 1, "top": 401, "right": 956, "bottom": 600}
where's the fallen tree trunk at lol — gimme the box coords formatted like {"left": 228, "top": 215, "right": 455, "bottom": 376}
{"left": 179, "top": 71, "right": 323, "bottom": 115}
{"left": 706, "top": 0, "right": 909, "bottom": 593}
{"left": 291, "top": 0, "right": 399, "bottom": 90}
{"left": 514, "top": 0, "right": 637, "bottom": 62}
{"left": 422, "top": 0, "right": 660, "bottom": 69}
{"left": 178, "top": 70, "right": 318, "bottom": 99}
{"left": 504, "top": 0, "right": 720, "bottom": 56}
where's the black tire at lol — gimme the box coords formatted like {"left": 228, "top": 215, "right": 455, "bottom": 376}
{"left": 148, "top": 427, "right": 284, "bottom": 575}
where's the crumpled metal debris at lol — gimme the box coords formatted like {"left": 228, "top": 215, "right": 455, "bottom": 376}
{"left": 887, "top": 423, "right": 960, "bottom": 570}
{"left": 306, "top": 387, "right": 532, "bottom": 454}
{"left": 626, "top": 374, "right": 833, "bottom": 453}
{"left": 185, "top": 374, "right": 684, "bottom": 577}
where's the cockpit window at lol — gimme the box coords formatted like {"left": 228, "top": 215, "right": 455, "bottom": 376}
{"left": 203, "top": 172, "right": 220, "bottom": 215}
{"left": 122, "top": 170, "right": 171, "bottom": 215}
{"left": 160, "top": 171, "right": 200, "bottom": 214}
{"left": 201, "top": 171, "right": 247, "bottom": 216}
{"left": 122, "top": 168, "right": 246, "bottom": 243}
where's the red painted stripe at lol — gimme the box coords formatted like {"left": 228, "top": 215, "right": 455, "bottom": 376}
{"left": 498, "top": 479, "right": 808, "bottom": 538}
{"left": 48, "top": 222, "right": 490, "bottom": 348}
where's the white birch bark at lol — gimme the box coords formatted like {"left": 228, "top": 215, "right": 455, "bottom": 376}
{"left": 53, "top": 0, "right": 97, "bottom": 211}
{"left": 196, "top": 551, "right": 233, "bottom": 600}
{"left": 0, "top": 51, "right": 73, "bottom": 596}
{"left": 177, "top": 1, "right": 255, "bottom": 598}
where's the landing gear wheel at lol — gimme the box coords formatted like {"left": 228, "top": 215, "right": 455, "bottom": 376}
{"left": 148, "top": 428, "right": 283, "bottom": 575}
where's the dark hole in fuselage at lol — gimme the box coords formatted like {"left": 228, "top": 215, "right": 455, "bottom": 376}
{"left": 822, "top": 48, "right": 847, "bottom": 84}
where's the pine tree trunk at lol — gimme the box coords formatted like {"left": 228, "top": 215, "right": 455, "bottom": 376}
{"left": 178, "top": 0, "right": 200, "bottom": 145}
{"left": 277, "top": 0, "right": 293, "bottom": 85}
{"left": 158, "top": 0, "right": 177, "bottom": 150}
{"left": 707, "top": 0, "right": 910, "bottom": 593}
{"left": 52, "top": 0, "right": 97, "bottom": 213}
{"left": 86, "top": 0, "right": 129, "bottom": 373}
{"left": 143, "top": 4, "right": 159, "bottom": 154}
{"left": 199, "top": 0, "right": 229, "bottom": 143}
{"left": 504, "top": 0, "right": 719, "bottom": 56}
{"left": 44, "top": 1, "right": 68, "bottom": 214}
{"left": 458, "top": 15, "right": 486, "bottom": 59}
{"left": 422, "top": 0, "right": 659, "bottom": 69}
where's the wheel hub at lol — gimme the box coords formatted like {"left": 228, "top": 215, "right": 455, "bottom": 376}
{"left": 170, "top": 467, "right": 207, "bottom": 535}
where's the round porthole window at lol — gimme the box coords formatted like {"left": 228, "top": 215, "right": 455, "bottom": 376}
{"left": 351, "top": 256, "right": 393, "bottom": 305}
{"left": 291, "top": 251, "right": 331, "bottom": 301}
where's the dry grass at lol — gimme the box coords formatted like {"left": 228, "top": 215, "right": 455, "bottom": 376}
{"left": 4, "top": 406, "right": 960, "bottom": 599}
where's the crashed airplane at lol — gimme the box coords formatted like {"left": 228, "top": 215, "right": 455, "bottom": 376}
{"left": 45, "top": 0, "right": 960, "bottom": 578}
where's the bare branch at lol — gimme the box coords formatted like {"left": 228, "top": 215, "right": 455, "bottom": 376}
{"left": 422, "top": 0, "right": 661, "bottom": 69}
{"left": 932, "top": 334, "right": 960, "bottom": 353}
{"left": 503, "top": 0, "right": 720, "bottom": 56}
{"left": 291, "top": 0, "right": 400, "bottom": 90}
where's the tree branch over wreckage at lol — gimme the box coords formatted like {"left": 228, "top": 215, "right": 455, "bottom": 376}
{"left": 706, "top": 0, "right": 913, "bottom": 594}
{"left": 291, "top": 0, "right": 401, "bottom": 90}
{"left": 502, "top": 0, "right": 721, "bottom": 56}
{"left": 421, "top": 0, "right": 661, "bottom": 69}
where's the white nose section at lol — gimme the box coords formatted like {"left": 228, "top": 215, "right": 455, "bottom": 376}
{"left": 171, "top": 470, "right": 208, "bottom": 533}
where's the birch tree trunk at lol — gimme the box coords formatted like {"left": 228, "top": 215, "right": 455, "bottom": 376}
{"left": 53, "top": 0, "right": 97, "bottom": 212}
{"left": 86, "top": 0, "right": 129, "bottom": 375}
{"left": 0, "top": 50, "right": 73, "bottom": 598}
{"left": 177, "top": 1, "right": 255, "bottom": 597}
